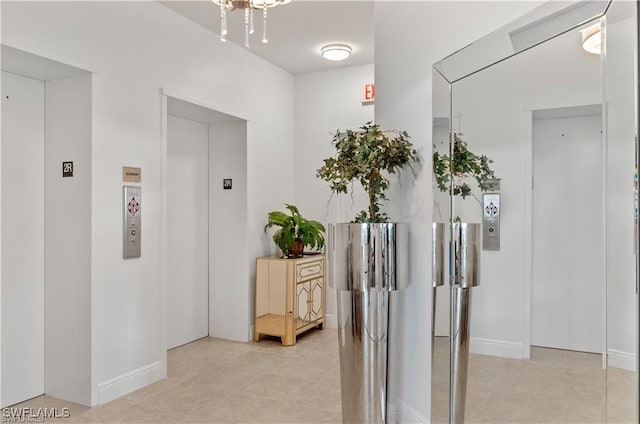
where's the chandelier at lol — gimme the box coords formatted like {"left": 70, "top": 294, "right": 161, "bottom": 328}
{"left": 212, "top": 0, "right": 291, "bottom": 47}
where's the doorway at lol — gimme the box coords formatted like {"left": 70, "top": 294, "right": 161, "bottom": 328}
{"left": 1, "top": 46, "right": 92, "bottom": 407}
{"left": 164, "top": 95, "right": 247, "bottom": 350}
{"left": 531, "top": 107, "right": 604, "bottom": 353}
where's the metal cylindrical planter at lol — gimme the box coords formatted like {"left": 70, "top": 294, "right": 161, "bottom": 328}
{"left": 328, "top": 223, "right": 409, "bottom": 424}
{"left": 432, "top": 223, "right": 446, "bottom": 358}
{"left": 432, "top": 223, "right": 445, "bottom": 288}
{"left": 451, "top": 222, "right": 481, "bottom": 424}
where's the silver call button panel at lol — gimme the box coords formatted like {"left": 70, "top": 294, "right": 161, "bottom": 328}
{"left": 482, "top": 193, "right": 500, "bottom": 251}
{"left": 123, "top": 186, "right": 141, "bottom": 258}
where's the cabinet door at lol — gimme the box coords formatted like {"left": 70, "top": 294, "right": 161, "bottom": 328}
{"left": 296, "top": 282, "right": 310, "bottom": 327}
{"left": 309, "top": 279, "right": 324, "bottom": 322}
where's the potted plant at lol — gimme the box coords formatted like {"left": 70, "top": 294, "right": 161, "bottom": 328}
{"left": 432, "top": 132, "right": 496, "bottom": 202}
{"left": 317, "top": 122, "right": 420, "bottom": 223}
{"left": 264, "top": 204, "right": 325, "bottom": 258}
{"left": 316, "top": 122, "right": 419, "bottom": 423}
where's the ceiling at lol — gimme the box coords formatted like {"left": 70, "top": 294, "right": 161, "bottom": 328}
{"left": 159, "top": 0, "right": 374, "bottom": 75}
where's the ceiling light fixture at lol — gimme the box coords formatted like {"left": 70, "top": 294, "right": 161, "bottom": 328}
{"left": 580, "top": 23, "right": 602, "bottom": 55}
{"left": 212, "top": 0, "right": 291, "bottom": 48}
{"left": 321, "top": 44, "right": 352, "bottom": 61}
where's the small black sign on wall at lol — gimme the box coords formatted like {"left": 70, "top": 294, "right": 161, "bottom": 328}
{"left": 62, "top": 161, "right": 74, "bottom": 178}
{"left": 223, "top": 179, "right": 232, "bottom": 190}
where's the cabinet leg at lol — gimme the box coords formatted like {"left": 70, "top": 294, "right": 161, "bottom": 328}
{"left": 282, "top": 333, "right": 295, "bottom": 346}
{"left": 253, "top": 330, "right": 261, "bottom": 342}
{"left": 319, "top": 320, "right": 326, "bottom": 330}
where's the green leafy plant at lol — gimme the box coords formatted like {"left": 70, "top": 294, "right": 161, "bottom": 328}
{"left": 433, "top": 133, "right": 496, "bottom": 199}
{"left": 264, "top": 204, "right": 326, "bottom": 258}
{"left": 316, "top": 122, "right": 420, "bottom": 223}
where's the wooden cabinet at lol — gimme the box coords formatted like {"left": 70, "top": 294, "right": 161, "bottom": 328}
{"left": 254, "top": 255, "right": 325, "bottom": 346}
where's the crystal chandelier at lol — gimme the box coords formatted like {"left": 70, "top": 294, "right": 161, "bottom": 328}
{"left": 212, "top": 0, "right": 291, "bottom": 48}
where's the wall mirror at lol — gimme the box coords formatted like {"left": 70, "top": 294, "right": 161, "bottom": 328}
{"left": 432, "top": 1, "right": 637, "bottom": 422}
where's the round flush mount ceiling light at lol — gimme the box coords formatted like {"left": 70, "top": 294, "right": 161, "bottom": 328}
{"left": 321, "top": 44, "right": 352, "bottom": 61}
{"left": 581, "top": 23, "right": 602, "bottom": 55}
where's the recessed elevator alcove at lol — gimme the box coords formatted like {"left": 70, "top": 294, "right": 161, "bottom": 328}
{"left": 1, "top": 45, "right": 92, "bottom": 407}
{"left": 164, "top": 95, "right": 248, "bottom": 350}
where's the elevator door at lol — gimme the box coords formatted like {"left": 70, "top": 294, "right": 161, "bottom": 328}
{"left": 1, "top": 71, "right": 45, "bottom": 406}
{"left": 532, "top": 112, "right": 603, "bottom": 353}
{"left": 167, "top": 115, "right": 209, "bottom": 349}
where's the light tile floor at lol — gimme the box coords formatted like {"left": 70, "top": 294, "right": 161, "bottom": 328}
{"left": 432, "top": 337, "right": 638, "bottom": 424}
{"left": 13, "top": 329, "right": 342, "bottom": 423}
{"left": 11, "top": 331, "right": 638, "bottom": 423}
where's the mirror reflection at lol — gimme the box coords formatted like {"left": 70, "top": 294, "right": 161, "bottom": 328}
{"left": 432, "top": 1, "right": 637, "bottom": 422}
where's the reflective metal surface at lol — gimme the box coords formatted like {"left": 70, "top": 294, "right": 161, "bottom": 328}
{"left": 453, "top": 223, "right": 480, "bottom": 288}
{"left": 451, "top": 223, "right": 480, "bottom": 423}
{"left": 328, "top": 223, "right": 409, "bottom": 423}
{"left": 482, "top": 193, "right": 501, "bottom": 251}
{"left": 337, "top": 289, "right": 390, "bottom": 423}
{"left": 328, "top": 223, "right": 409, "bottom": 292}
{"left": 123, "top": 186, "right": 142, "bottom": 259}
{"left": 432, "top": 223, "right": 446, "bottom": 362}
{"left": 451, "top": 286, "right": 472, "bottom": 424}
{"left": 432, "top": 223, "right": 445, "bottom": 288}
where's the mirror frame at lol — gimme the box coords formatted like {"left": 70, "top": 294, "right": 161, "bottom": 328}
{"left": 432, "top": 0, "right": 638, "bottom": 422}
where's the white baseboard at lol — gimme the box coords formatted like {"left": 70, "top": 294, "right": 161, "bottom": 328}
{"left": 97, "top": 361, "right": 162, "bottom": 405}
{"left": 396, "top": 399, "right": 428, "bottom": 423}
{"left": 470, "top": 337, "right": 523, "bottom": 359}
{"left": 324, "top": 314, "right": 337, "bottom": 329}
{"left": 608, "top": 349, "right": 638, "bottom": 372}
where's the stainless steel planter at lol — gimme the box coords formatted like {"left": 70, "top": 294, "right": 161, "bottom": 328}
{"left": 328, "top": 223, "right": 409, "bottom": 424}
{"left": 450, "top": 222, "right": 481, "bottom": 424}
{"left": 432, "top": 223, "right": 446, "bottom": 359}
{"left": 432, "top": 223, "right": 445, "bottom": 288}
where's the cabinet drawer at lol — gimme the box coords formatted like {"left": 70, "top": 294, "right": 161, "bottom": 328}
{"left": 296, "top": 259, "right": 323, "bottom": 282}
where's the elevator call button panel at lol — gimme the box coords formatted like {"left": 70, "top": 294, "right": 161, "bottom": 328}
{"left": 482, "top": 192, "right": 500, "bottom": 251}
{"left": 123, "top": 186, "right": 141, "bottom": 258}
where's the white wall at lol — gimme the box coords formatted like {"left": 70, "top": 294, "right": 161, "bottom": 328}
{"left": 209, "top": 121, "right": 248, "bottom": 341}
{"left": 44, "top": 74, "right": 92, "bottom": 405}
{"left": 293, "top": 64, "right": 374, "bottom": 328}
{"left": 373, "top": 2, "right": 546, "bottom": 421}
{"left": 2, "top": 1, "right": 293, "bottom": 404}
